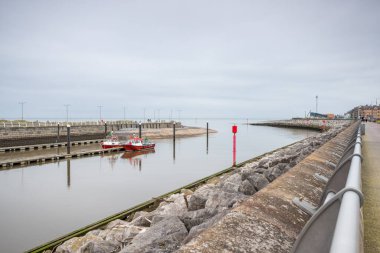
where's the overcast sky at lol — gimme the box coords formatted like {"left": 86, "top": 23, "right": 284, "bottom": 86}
{"left": 0, "top": 0, "right": 379, "bottom": 120}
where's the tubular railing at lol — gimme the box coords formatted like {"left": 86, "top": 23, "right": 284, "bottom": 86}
{"left": 329, "top": 129, "right": 362, "bottom": 252}
{"left": 292, "top": 122, "right": 364, "bottom": 253}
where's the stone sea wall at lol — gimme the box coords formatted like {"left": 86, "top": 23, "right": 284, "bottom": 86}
{"left": 251, "top": 119, "right": 352, "bottom": 131}
{"left": 51, "top": 120, "right": 352, "bottom": 253}
{"left": 0, "top": 122, "right": 182, "bottom": 148}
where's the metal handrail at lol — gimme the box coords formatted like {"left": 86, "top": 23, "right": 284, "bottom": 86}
{"left": 291, "top": 122, "right": 364, "bottom": 253}
{"left": 329, "top": 128, "right": 363, "bottom": 252}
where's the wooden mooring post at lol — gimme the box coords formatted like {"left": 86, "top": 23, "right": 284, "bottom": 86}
{"left": 173, "top": 122, "right": 176, "bottom": 142}
{"left": 67, "top": 125, "right": 71, "bottom": 155}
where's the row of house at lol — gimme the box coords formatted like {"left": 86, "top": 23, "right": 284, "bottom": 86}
{"left": 346, "top": 105, "right": 380, "bottom": 121}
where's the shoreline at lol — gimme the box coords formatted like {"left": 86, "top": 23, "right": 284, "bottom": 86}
{"left": 115, "top": 126, "right": 217, "bottom": 140}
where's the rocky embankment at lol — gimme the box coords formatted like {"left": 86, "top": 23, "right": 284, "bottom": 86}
{"left": 251, "top": 119, "right": 351, "bottom": 131}
{"left": 52, "top": 121, "right": 352, "bottom": 253}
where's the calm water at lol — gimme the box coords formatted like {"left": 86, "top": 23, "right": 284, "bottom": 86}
{"left": 0, "top": 119, "right": 317, "bottom": 253}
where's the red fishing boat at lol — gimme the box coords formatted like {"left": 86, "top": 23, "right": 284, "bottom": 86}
{"left": 123, "top": 137, "right": 155, "bottom": 151}
{"left": 101, "top": 136, "right": 124, "bottom": 149}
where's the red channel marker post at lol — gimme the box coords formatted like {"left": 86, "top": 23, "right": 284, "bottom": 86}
{"left": 232, "top": 125, "right": 238, "bottom": 167}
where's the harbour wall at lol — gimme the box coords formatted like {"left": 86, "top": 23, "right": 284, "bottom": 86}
{"left": 0, "top": 122, "right": 182, "bottom": 148}
{"left": 251, "top": 119, "right": 352, "bottom": 131}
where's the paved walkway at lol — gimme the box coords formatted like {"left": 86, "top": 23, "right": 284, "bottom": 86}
{"left": 362, "top": 122, "right": 380, "bottom": 253}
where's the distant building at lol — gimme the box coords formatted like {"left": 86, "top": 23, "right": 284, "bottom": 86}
{"left": 310, "top": 112, "right": 328, "bottom": 118}
{"left": 347, "top": 105, "right": 380, "bottom": 121}
{"left": 309, "top": 112, "right": 335, "bottom": 119}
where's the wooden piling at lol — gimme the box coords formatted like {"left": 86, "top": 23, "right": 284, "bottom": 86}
{"left": 67, "top": 125, "right": 71, "bottom": 155}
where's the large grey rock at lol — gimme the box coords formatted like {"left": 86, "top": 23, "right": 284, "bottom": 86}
{"left": 240, "top": 167, "right": 267, "bottom": 180}
{"left": 238, "top": 179, "right": 256, "bottom": 195}
{"left": 289, "top": 160, "right": 297, "bottom": 167}
{"left": 246, "top": 173, "right": 269, "bottom": 191}
{"left": 218, "top": 173, "right": 242, "bottom": 193}
{"left": 188, "top": 184, "right": 217, "bottom": 211}
{"left": 56, "top": 234, "right": 120, "bottom": 253}
{"left": 276, "top": 163, "right": 288, "bottom": 171}
{"left": 205, "top": 190, "right": 246, "bottom": 210}
{"left": 106, "top": 219, "right": 130, "bottom": 229}
{"left": 130, "top": 211, "right": 154, "bottom": 227}
{"left": 95, "top": 223, "right": 146, "bottom": 245}
{"left": 284, "top": 148, "right": 298, "bottom": 157}
{"left": 79, "top": 240, "right": 120, "bottom": 253}
{"left": 279, "top": 155, "right": 292, "bottom": 164}
{"left": 260, "top": 162, "right": 271, "bottom": 169}
{"left": 255, "top": 167, "right": 267, "bottom": 174}
{"left": 258, "top": 157, "right": 269, "bottom": 167}
{"left": 264, "top": 166, "right": 283, "bottom": 182}
{"left": 120, "top": 216, "right": 188, "bottom": 253}
{"left": 246, "top": 161, "right": 259, "bottom": 169}
{"left": 240, "top": 167, "right": 256, "bottom": 180}
{"left": 179, "top": 208, "right": 218, "bottom": 231}
{"left": 154, "top": 193, "right": 188, "bottom": 217}
{"left": 182, "top": 209, "right": 229, "bottom": 244}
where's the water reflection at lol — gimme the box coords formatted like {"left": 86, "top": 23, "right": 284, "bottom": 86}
{"left": 107, "top": 154, "right": 118, "bottom": 169}
{"left": 121, "top": 150, "right": 155, "bottom": 170}
{"left": 173, "top": 140, "right": 176, "bottom": 162}
{"left": 206, "top": 132, "right": 209, "bottom": 154}
{"left": 121, "top": 150, "right": 155, "bottom": 159}
{"left": 67, "top": 159, "right": 71, "bottom": 188}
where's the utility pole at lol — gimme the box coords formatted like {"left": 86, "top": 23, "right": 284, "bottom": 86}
{"left": 316, "top": 95, "right": 318, "bottom": 113}
{"left": 64, "top": 104, "right": 70, "bottom": 123}
{"left": 177, "top": 109, "right": 182, "bottom": 121}
{"left": 123, "top": 106, "right": 126, "bottom": 121}
{"left": 19, "top": 101, "right": 26, "bottom": 120}
{"left": 143, "top": 108, "right": 146, "bottom": 122}
{"left": 97, "top": 105, "right": 103, "bottom": 121}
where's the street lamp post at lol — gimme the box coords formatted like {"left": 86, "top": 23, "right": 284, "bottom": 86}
{"left": 19, "top": 101, "right": 26, "bottom": 120}
{"left": 177, "top": 109, "right": 182, "bottom": 121}
{"left": 97, "top": 105, "right": 103, "bottom": 121}
{"left": 64, "top": 104, "right": 70, "bottom": 123}
{"left": 316, "top": 95, "right": 318, "bottom": 114}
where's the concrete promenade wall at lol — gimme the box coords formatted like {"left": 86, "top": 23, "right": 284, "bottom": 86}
{"left": 0, "top": 122, "right": 181, "bottom": 148}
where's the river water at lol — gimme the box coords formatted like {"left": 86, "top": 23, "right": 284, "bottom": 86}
{"left": 0, "top": 119, "right": 318, "bottom": 253}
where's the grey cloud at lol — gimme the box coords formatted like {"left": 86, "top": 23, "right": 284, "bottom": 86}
{"left": 1, "top": 0, "right": 379, "bottom": 120}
